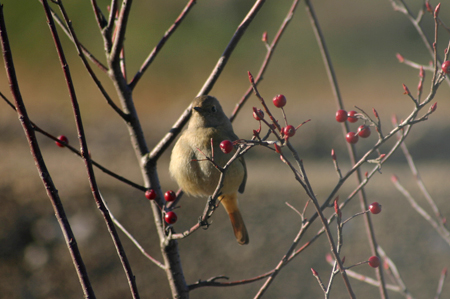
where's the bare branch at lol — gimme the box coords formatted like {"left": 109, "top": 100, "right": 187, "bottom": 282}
{"left": 55, "top": 0, "right": 128, "bottom": 119}
{"left": 110, "top": 0, "right": 132, "bottom": 61}
{"left": 40, "top": 0, "right": 140, "bottom": 297}
{"left": 0, "top": 5, "right": 95, "bottom": 297}
{"left": 230, "top": 0, "right": 300, "bottom": 122}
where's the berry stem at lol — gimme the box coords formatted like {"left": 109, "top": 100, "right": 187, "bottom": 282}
{"left": 248, "top": 72, "right": 283, "bottom": 139}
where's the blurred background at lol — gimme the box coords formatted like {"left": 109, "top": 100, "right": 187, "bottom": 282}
{"left": 1, "top": 0, "right": 450, "bottom": 298}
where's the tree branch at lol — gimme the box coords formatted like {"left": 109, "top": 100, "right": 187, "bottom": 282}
{"left": 0, "top": 5, "right": 95, "bottom": 298}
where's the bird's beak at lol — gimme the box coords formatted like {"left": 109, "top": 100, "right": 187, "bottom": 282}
{"left": 193, "top": 106, "right": 202, "bottom": 112}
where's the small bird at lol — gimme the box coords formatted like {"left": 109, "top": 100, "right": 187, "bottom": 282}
{"left": 169, "top": 95, "right": 249, "bottom": 245}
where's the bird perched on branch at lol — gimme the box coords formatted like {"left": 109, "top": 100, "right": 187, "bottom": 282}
{"left": 169, "top": 95, "right": 249, "bottom": 245}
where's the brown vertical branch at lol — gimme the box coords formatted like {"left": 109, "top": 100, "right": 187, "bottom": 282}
{"left": 110, "top": 0, "right": 132, "bottom": 60}
{"left": 98, "top": 0, "right": 189, "bottom": 297}
{"left": 40, "top": 0, "right": 140, "bottom": 298}
{"left": 106, "top": 0, "right": 119, "bottom": 33}
{"left": 304, "top": 1, "right": 388, "bottom": 298}
{"left": 90, "top": 0, "right": 107, "bottom": 29}
{"left": 0, "top": 5, "right": 95, "bottom": 298}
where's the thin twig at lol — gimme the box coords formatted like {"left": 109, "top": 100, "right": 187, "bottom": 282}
{"left": 188, "top": 270, "right": 274, "bottom": 290}
{"left": 0, "top": 90, "right": 146, "bottom": 192}
{"left": 337, "top": 269, "right": 402, "bottom": 293}
{"left": 391, "top": 175, "right": 450, "bottom": 247}
{"left": 106, "top": 0, "right": 119, "bottom": 34}
{"left": 50, "top": 7, "right": 108, "bottom": 72}
{"left": 230, "top": 0, "right": 300, "bottom": 122}
{"left": 100, "top": 193, "right": 165, "bottom": 269}
{"left": 399, "top": 138, "right": 445, "bottom": 222}
{"left": 435, "top": 267, "right": 447, "bottom": 299}
{"left": 248, "top": 76, "right": 355, "bottom": 299}
{"left": 90, "top": 0, "right": 107, "bottom": 29}
{"left": 378, "top": 246, "right": 413, "bottom": 298}
{"left": 389, "top": 0, "right": 450, "bottom": 87}
{"left": 109, "top": 0, "right": 132, "bottom": 62}
{"left": 55, "top": 0, "right": 128, "bottom": 119}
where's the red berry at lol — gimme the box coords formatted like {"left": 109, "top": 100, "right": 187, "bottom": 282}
{"left": 283, "top": 125, "right": 296, "bottom": 137}
{"left": 164, "top": 190, "right": 176, "bottom": 202}
{"left": 369, "top": 202, "right": 382, "bottom": 214}
{"left": 56, "top": 135, "right": 69, "bottom": 148}
{"left": 368, "top": 256, "right": 380, "bottom": 268}
{"left": 164, "top": 211, "right": 177, "bottom": 224}
{"left": 272, "top": 94, "right": 287, "bottom": 108}
{"left": 252, "top": 107, "right": 264, "bottom": 121}
{"left": 145, "top": 189, "right": 156, "bottom": 200}
{"left": 442, "top": 61, "right": 450, "bottom": 74}
{"left": 335, "top": 109, "right": 348, "bottom": 122}
{"left": 345, "top": 132, "right": 359, "bottom": 144}
{"left": 347, "top": 111, "right": 358, "bottom": 123}
{"left": 358, "top": 125, "right": 371, "bottom": 138}
{"left": 220, "top": 140, "right": 234, "bottom": 154}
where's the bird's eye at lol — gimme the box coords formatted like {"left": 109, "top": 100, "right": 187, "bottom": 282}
{"left": 211, "top": 105, "right": 217, "bottom": 113}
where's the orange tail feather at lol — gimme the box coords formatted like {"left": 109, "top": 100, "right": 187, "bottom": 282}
{"left": 219, "top": 194, "right": 249, "bottom": 245}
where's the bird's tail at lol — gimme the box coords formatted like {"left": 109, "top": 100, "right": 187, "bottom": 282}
{"left": 219, "top": 193, "right": 249, "bottom": 245}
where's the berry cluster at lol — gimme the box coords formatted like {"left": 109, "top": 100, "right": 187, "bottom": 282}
{"left": 252, "top": 94, "right": 305, "bottom": 142}
{"left": 145, "top": 189, "right": 178, "bottom": 224}
{"left": 335, "top": 109, "right": 371, "bottom": 144}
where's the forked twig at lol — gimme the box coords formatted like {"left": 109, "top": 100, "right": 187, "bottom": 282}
{"left": 100, "top": 193, "right": 165, "bottom": 269}
{"left": 390, "top": 0, "right": 450, "bottom": 87}
{"left": 247, "top": 75, "right": 355, "bottom": 299}
{"left": 53, "top": 1, "right": 128, "bottom": 119}
{"left": 304, "top": 0, "right": 386, "bottom": 296}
